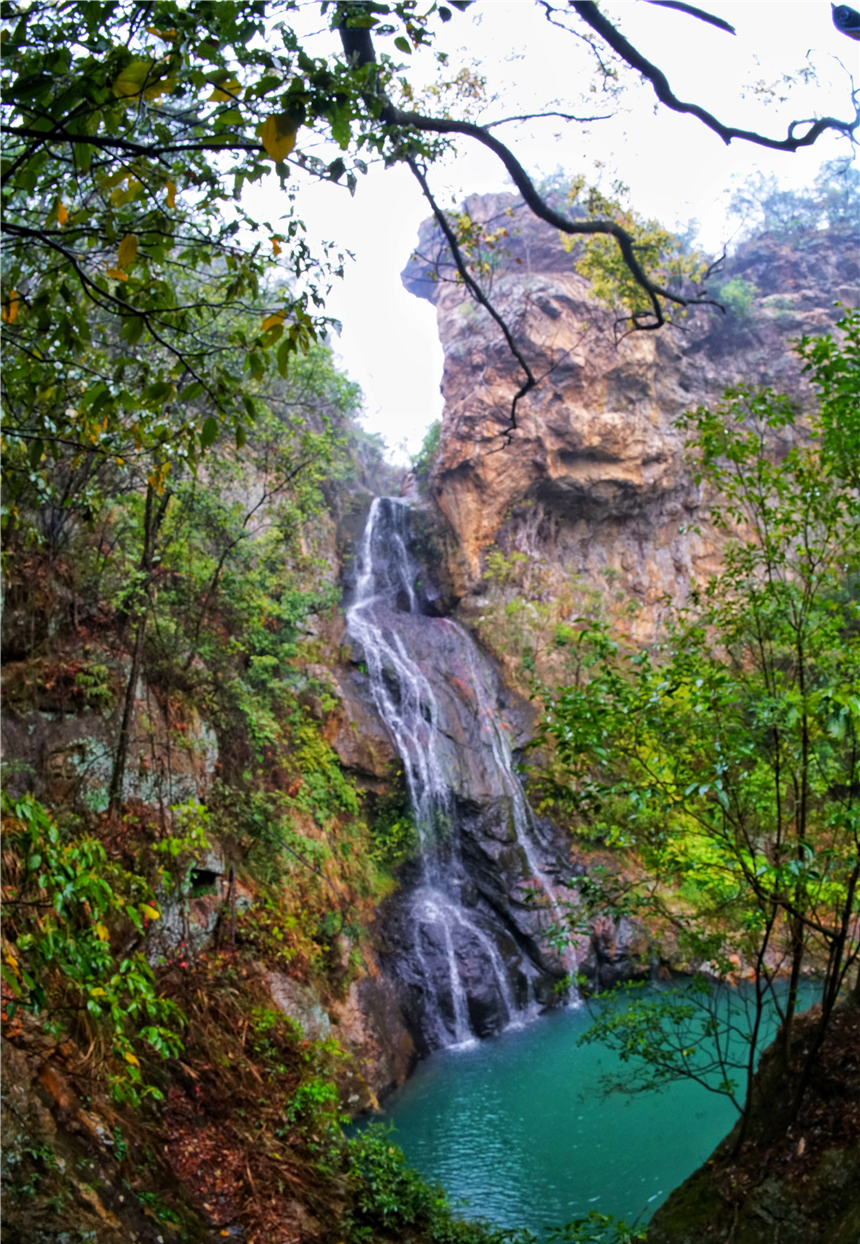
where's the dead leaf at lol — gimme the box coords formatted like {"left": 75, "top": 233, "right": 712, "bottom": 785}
{"left": 3, "top": 290, "right": 19, "bottom": 323}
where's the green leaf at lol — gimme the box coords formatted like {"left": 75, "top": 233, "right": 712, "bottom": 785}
{"left": 0, "top": 965, "right": 23, "bottom": 998}
{"left": 200, "top": 417, "right": 219, "bottom": 448}
{"left": 393, "top": 35, "right": 412, "bottom": 54}
{"left": 120, "top": 316, "right": 145, "bottom": 346}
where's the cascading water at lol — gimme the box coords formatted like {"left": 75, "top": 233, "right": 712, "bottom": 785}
{"left": 346, "top": 497, "right": 575, "bottom": 1052}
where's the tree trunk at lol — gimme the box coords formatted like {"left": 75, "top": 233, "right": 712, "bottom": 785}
{"left": 107, "top": 483, "right": 170, "bottom": 820}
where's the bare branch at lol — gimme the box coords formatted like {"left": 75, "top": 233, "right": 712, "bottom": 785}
{"left": 407, "top": 158, "right": 537, "bottom": 439}
{"left": 644, "top": 0, "right": 736, "bottom": 36}
{"left": 569, "top": 1, "right": 860, "bottom": 151}
{"left": 484, "top": 109, "right": 613, "bottom": 129}
{"left": 337, "top": 19, "right": 720, "bottom": 332}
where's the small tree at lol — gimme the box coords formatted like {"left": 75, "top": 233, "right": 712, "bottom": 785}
{"left": 541, "top": 310, "right": 860, "bottom": 1140}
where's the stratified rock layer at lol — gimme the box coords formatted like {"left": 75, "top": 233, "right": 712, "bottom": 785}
{"left": 403, "top": 194, "right": 859, "bottom": 640}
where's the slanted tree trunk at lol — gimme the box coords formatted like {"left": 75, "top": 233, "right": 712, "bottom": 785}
{"left": 107, "top": 483, "right": 170, "bottom": 820}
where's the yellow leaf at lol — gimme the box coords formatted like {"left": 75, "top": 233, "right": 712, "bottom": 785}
{"left": 208, "top": 77, "right": 240, "bottom": 102}
{"left": 117, "top": 233, "right": 138, "bottom": 269}
{"left": 2, "top": 289, "right": 19, "bottom": 324}
{"left": 110, "top": 177, "right": 143, "bottom": 207}
{"left": 260, "top": 113, "right": 298, "bottom": 162}
{"left": 106, "top": 268, "right": 129, "bottom": 282}
{"left": 124, "top": 1051, "right": 140, "bottom": 1068}
{"left": 100, "top": 168, "right": 129, "bottom": 190}
{"left": 144, "top": 76, "right": 173, "bottom": 101}
{"left": 90, "top": 986, "right": 107, "bottom": 997}
{"left": 140, "top": 904, "right": 160, "bottom": 921}
{"left": 166, "top": 179, "right": 176, "bottom": 209}
{"left": 112, "top": 59, "right": 155, "bottom": 98}
{"left": 271, "top": 237, "right": 282, "bottom": 256}
{"left": 261, "top": 312, "right": 285, "bottom": 331}
{"left": 95, "top": 923, "right": 110, "bottom": 942}
{"left": 113, "top": 58, "right": 173, "bottom": 101}
{"left": 57, "top": 200, "right": 68, "bottom": 226}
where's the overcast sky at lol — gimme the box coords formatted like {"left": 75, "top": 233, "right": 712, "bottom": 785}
{"left": 249, "top": 1, "right": 858, "bottom": 462}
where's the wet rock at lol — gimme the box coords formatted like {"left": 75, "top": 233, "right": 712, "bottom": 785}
{"left": 1, "top": 647, "right": 218, "bottom": 811}
{"left": 580, "top": 914, "right": 651, "bottom": 992}
{"left": 268, "top": 973, "right": 332, "bottom": 1042}
{"left": 329, "top": 974, "right": 417, "bottom": 1110}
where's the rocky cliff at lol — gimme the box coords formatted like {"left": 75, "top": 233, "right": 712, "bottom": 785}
{"left": 402, "top": 194, "right": 859, "bottom": 644}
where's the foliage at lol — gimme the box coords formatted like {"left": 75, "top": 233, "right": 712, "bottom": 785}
{"left": 346, "top": 1123, "right": 534, "bottom": 1244}
{"left": 561, "top": 175, "right": 707, "bottom": 325}
{"left": 0, "top": 0, "right": 461, "bottom": 487}
{"left": 727, "top": 159, "right": 860, "bottom": 241}
{"left": 798, "top": 305, "right": 860, "bottom": 489}
{"left": 541, "top": 313, "right": 860, "bottom": 1131}
{"left": 0, "top": 790, "right": 184, "bottom": 1104}
{"left": 448, "top": 207, "right": 513, "bottom": 291}
{"left": 367, "top": 785, "right": 419, "bottom": 868}
{"left": 546, "top": 1212, "right": 647, "bottom": 1244}
{"left": 411, "top": 419, "right": 442, "bottom": 482}
{"left": 709, "top": 276, "right": 757, "bottom": 322}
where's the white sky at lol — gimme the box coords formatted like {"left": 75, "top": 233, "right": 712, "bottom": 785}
{"left": 249, "top": 1, "right": 859, "bottom": 462}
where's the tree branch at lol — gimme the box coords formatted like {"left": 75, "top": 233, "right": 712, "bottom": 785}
{"left": 407, "top": 158, "right": 536, "bottom": 438}
{"left": 338, "top": 19, "right": 719, "bottom": 333}
{"left": 568, "top": 1, "right": 860, "bottom": 151}
{"left": 484, "top": 109, "right": 613, "bottom": 129}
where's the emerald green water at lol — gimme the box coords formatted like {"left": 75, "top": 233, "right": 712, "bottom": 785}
{"left": 363, "top": 991, "right": 808, "bottom": 1235}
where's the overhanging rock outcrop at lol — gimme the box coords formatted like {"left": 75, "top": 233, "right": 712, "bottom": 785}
{"left": 403, "top": 193, "right": 859, "bottom": 641}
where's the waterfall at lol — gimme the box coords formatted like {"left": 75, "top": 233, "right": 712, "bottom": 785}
{"left": 346, "top": 497, "right": 573, "bottom": 1051}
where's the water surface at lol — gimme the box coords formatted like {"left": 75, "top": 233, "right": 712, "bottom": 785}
{"left": 363, "top": 1000, "right": 741, "bottom": 1234}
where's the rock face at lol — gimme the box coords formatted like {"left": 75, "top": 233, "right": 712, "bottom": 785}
{"left": 646, "top": 1001, "right": 860, "bottom": 1244}
{"left": 403, "top": 194, "right": 859, "bottom": 641}
{"left": 1, "top": 645, "right": 219, "bottom": 812}
{"left": 339, "top": 496, "right": 582, "bottom": 1057}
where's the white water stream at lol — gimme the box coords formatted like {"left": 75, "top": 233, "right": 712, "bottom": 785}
{"left": 346, "top": 497, "right": 573, "bottom": 1048}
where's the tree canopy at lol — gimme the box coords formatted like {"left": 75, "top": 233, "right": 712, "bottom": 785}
{"left": 540, "top": 309, "right": 860, "bottom": 1136}
{"left": 2, "top": 0, "right": 857, "bottom": 471}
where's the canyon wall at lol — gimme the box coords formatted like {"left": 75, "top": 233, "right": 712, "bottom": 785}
{"left": 402, "top": 194, "right": 858, "bottom": 644}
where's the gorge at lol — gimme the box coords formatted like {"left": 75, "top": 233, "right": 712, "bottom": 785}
{"left": 2, "top": 194, "right": 858, "bottom": 1244}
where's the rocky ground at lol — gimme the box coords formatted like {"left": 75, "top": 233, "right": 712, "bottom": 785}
{"left": 647, "top": 1000, "right": 860, "bottom": 1244}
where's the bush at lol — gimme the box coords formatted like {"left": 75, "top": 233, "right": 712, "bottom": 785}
{"left": 711, "top": 277, "right": 758, "bottom": 321}
{"left": 0, "top": 790, "right": 184, "bottom": 1105}
{"left": 345, "top": 1124, "right": 530, "bottom": 1243}
{"left": 411, "top": 420, "right": 442, "bottom": 482}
